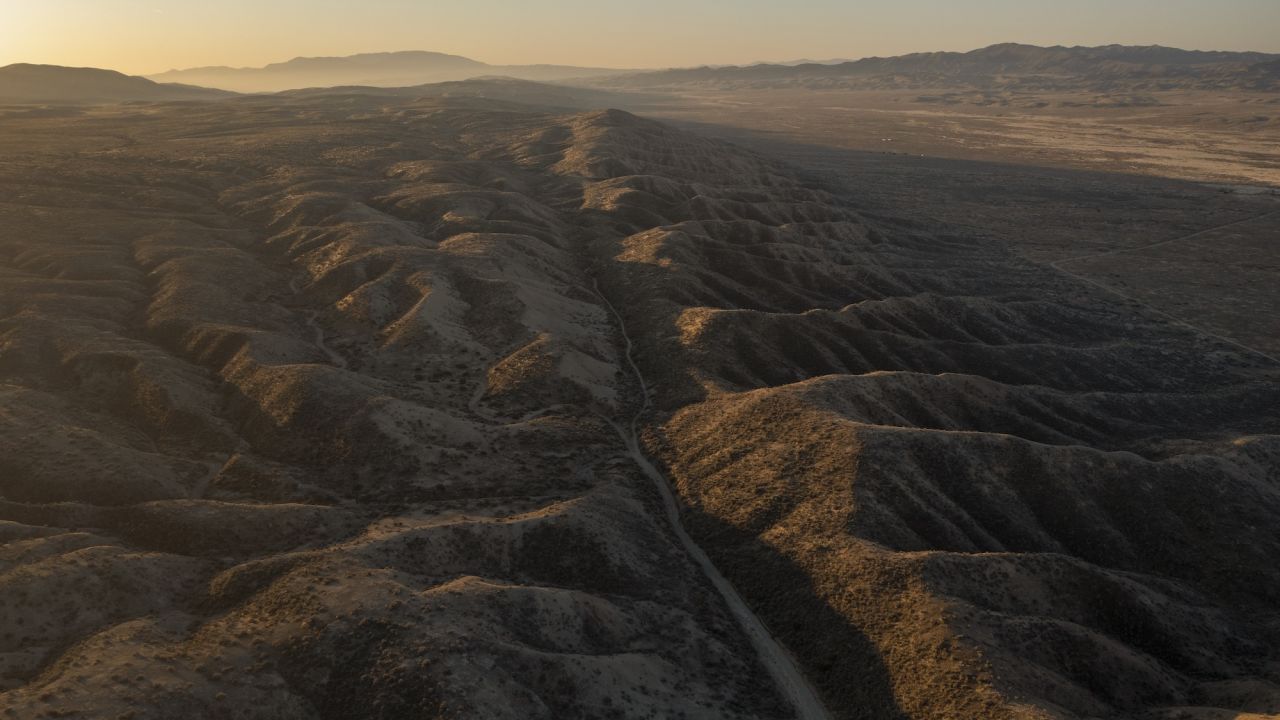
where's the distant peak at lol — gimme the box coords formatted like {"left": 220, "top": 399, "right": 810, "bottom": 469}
{"left": 1, "top": 63, "right": 130, "bottom": 76}
{"left": 585, "top": 108, "right": 641, "bottom": 125}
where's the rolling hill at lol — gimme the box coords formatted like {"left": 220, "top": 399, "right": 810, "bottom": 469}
{"left": 278, "top": 76, "right": 650, "bottom": 112}
{"left": 0, "top": 63, "right": 234, "bottom": 103}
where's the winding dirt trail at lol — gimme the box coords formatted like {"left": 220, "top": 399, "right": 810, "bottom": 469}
{"left": 1049, "top": 210, "right": 1280, "bottom": 366}
{"left": 305, "top": 313, "right": 348, "bottom": 369}
{"left": 288, "top": 274, "right": 349, "bottom": 369}
{"left": 283, "top": 254, "right": 830, "bottom": 715}
{"left": 592, "top": 280, "right": 835, "bottom": 720}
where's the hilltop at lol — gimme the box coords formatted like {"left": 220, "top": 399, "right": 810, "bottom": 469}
{"left": 0, "top": 63, "right": 233, "bottom": 103}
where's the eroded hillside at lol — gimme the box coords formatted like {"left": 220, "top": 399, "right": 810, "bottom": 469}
{"left": 1, "top": 96, "right": 1278, "bottom": 720}
{"left": 588, "top": 114, "right": 1280, "bottom": 718}
{"left": 0, "top": 98, "right": 792, "bottom": 719}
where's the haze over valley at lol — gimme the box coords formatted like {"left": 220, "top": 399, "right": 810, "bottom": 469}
{"left": 146, "top": 51, "right": 634, "bottom": 94}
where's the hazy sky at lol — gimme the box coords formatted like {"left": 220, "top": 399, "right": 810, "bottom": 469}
{"left": 2, "top": 0, "right": 1278, "bottom": 75}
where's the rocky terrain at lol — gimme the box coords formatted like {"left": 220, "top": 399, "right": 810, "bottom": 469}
{"left": 0, "top": 96, "right": 798, "bottom": 719}
{"left": 588, "top": 113, "right": 1280, "bottom": 719}
{"left": 1, "top": 91, "right": 1278, "bottom": 720}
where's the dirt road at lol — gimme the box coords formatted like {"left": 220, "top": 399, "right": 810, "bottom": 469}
{"left": 593, "top": 280, "right": 835, "bottom": 720}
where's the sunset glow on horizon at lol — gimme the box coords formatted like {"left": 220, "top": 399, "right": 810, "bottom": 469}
{"left": 2, "top": 0, "right": 1277, "bottom": 76}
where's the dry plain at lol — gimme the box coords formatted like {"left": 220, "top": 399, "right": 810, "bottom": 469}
{"left": 615, "top": 88, "right": 1280, "bottom": 359}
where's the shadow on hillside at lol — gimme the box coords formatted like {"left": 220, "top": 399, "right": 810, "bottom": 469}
{"left": 676, "top": 499, "right": 910, "bottom": 720}
{"left": 653, "top": 114, "right": 1276, "bottom": 205}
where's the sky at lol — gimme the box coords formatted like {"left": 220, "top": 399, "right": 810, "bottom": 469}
{"left": 2, "top": 0, "right": 1278, "bottom": 75}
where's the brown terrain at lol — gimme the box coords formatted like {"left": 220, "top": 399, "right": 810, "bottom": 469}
{"left": 2, "top": 46, "right": 1280, "bottom": 720}
{"left": 0, "top": 96, "right": 806, "bottom": 719}
{"left": 622, "top": 88, "right": 1280, "bottom": 186}
{"left": 596, "top": 84, "right": 1280, "bottom": 359}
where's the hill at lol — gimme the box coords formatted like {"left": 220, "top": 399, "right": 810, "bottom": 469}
{"left": 0, "top": 63, "right": 234, "bottom": 103}
{"left": 1, "top": 94, "right": 1278, "bottom": 719}
{"left": 149, "top": 50, "right": 634, "bottom": 93}
{"left": 596, "top": 43, "right": 1280, "bottom": 92}
{"left": 280, "top": 76, "right": 650, "bottom": 112}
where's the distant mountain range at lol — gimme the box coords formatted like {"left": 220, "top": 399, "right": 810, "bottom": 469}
{"left": 6, "top": 44, "right": 1278, "bottom": 107}
{"left": 595, "top": 43, "right": 1280, "bottom": 92}
{"left": 149, "top": 51, "right": 633, "bottom": 93}
{"left": 0, "top": 64, "right": 235, "bottom": 103}
{"left": 753, "top": 58, "right": 859, "bottom": 67}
